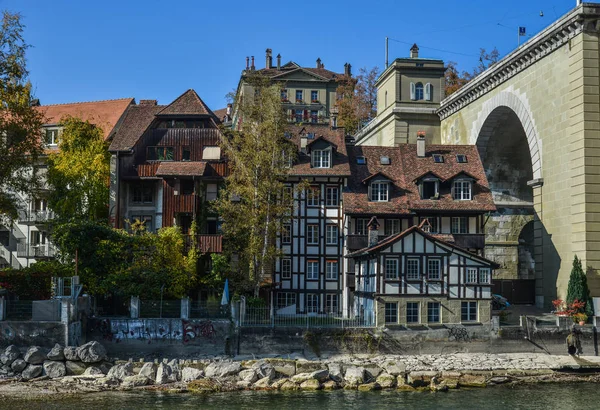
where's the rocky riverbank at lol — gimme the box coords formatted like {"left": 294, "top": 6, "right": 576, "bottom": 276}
{"left": 1, "top": 343, "right": 600, "bottom": 398}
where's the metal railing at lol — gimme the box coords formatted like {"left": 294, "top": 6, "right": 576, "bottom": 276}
{"left": 20, "top": 210, "right": 55, "bottom": 224}
{"left": 6, "top": 300, "right": 34, "bottom": 320}
{"left": 189, "top": 302, "right": 230, "bottom": 319}
{"left": 16, "top": 242, "right": 56, "bottom": 258}
{"left": 139, "top": 300, "right": 181, "bottom": 318}
{"left": 240, "top": 306, "right": 374, "bottom": 328}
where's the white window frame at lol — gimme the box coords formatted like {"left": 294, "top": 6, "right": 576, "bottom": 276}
{"left": 325, "top": 186, "right": 339, "bottom": 207}
{"left": 281, "top": 258, "right": 292, "bottom": 279}
{"left": 307, "top": 261, "right": 319, "bottom": 280}
{"left": 453, "top": 180, "right": 472, "bottom": 200}
{"left": 277, "top": 292, "right": 296, "bottom": 309}
{"left": 307, "top": 224, "right": 319, "bottom": 245}
{"left": 479, "top": 268, "right": 490, "bottom": 284}
{"left": 326, "top": 260, "right": 338, "bottom": 280}
{"left": 311, "top": 149, "right": 331, "bottom": 168}
{"left": 420, "top": 217, "right": 438, "bottom": 234}
{"left": 427, "top": 259, "right": 441, "bottom": 280}
{"left": 306, "top": 294, "right": 319, "bottom": 313}
{"left": 325, "top": 294, "right": 338, "bottom": 314}
{"left": 385, "top": 258, "right": 399, "bottom": 280}
{"left": 451, "top": 217, "right": 468, "bottom": 234}
{"left": 406, "top": 302, "right": 420, "bottom": 323}
{"left": 370, "top": 181, "right": 389, "bottom": 202}
{"left": 406, "top": 258, "right": 420, "bottom": 280}
{"left": 45, "top": 128, "right": 60, "bottom": 146}
{"left": 307, "top": 186, "right": 320, "bottom": 206}
{"left": 461, "top": 301, "right": 477, "bottom": 322}
{"left": 466, "top": 267, "right": 477, "bottom": 283}
{"left": 384, "top": 219, "right": 401, "bottom": 236}
{"left": 326, "top": 225, "right": 338, "bottom": 245}
{"left": 311, "top": 90, "right": 319, "bottom": 102}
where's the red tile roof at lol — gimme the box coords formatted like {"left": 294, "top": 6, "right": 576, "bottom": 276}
{"left": 254, "top": 64, "right": 341, "bottom": 81}
{"left": 36, "top": 98, "right": 134, "bottom": 140}
{"left": 155, "top": 161, "right": 207, "bottom": 177}
{"left": 108, "top": 104, "right": 164, "bottom": 152}
{"left": 158, "top": 89, "right": 217, "bottom": 118}
{"left": 344, "top": 144, "right": 495, "bottom": 215}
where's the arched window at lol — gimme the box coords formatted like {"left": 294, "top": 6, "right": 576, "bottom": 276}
{"left": 415, "top": 83, "right": 424, "bottom": 100}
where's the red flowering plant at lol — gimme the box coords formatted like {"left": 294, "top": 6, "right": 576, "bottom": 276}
{"left": 552, "top": 299, "right": 588, "bottom": 323}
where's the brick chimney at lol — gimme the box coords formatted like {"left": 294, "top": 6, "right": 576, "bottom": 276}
{"left": 417, "top": 131, "right": 426, "bottom": 157}
{"left": 265, "top": 48, "right": 272, "bottom": 69}
{"left": 277, "top": 54, "right": 281, "bottom": 70}
{"left": 367, "top": 216, "right": 380, "bottom": 247}
{"left": 344, "top": 63, "right": 352, "bottom": 76}
{"left": 316, "top": 58, "right": 322, "bottom": 68}
{"left": 246, "top": 56, "right": 249, "bottom": 70}
{"left": 251, "top": 56, "right": 255, "bottom": 70}
{"left": 410, "top": 43, "right": 419, "bottom": 59}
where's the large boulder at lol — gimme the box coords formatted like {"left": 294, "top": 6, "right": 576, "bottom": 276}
{"left": 21, "top": 364, "right": 43, "bottom": 380}
{"left": 328, "top": 363, "right": 343, "bottom": 382}
{"left": 167, "top": 359, "right": 181, "bottom": 382}
{"left": 43, "top": 361, "right": 66, "bottom": 379}
{"left": 65, "top": 361, "right": 87, "bottom": 376}
{"left": 252, "top": 361, "right": 276, "bottom": 381}
{"left": 11, "top": 359, "right": 27, "bottom": 373}
{"left": 181, "top": 367, "right": 204, "bottom": 382}
{"left": 63, "top": 347, "right": 78, "bottom": 361}
{"left": 270, "top": 359, "right": 296, "bottom": 377}
{"left": 84, "top": 366, "right": 104, "bottom": 376}
{"left": 76, "top": 341, "right": 107, "bottom": 363}
{"left": 46, "top": 344, "right": 65, "bottom": 361}
{"left": 376, "top": 373, "right": 397, "bottom": 388}
{"left": 238, "top": 369, "right": 258, "bottom": 383}
{"left": 205, "top": 361, "right": 241, "bottom": 378}
{"left": 344, "top": 366, "right": 365, "bottom": 386}
{"left": 383, "top": 361, "right": 406, "bottom": 376}
{"left": 24, "top": 347, "right": 46, "bottom": 365}
{"left": 106, "top": 362, "right": 134, "bottom": 381}
{"left": 155, "top": 363, "right": 173, "bottom": 385}
{"left": 139, "top": 362, "right": 157, "bottom": 380}
{"left": 1, "top": 345, "right": 21, "bottom": 366}
{"left": 122, "top": 374, "right": 150, "bottom": 388}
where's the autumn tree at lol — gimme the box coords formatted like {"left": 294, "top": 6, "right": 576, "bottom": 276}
{"left": 335, "top": 66, "right": 380, "bottom": 135}
{"left": 215, "top": 74, "right": 298, "bottom": 296}
{"left": 0, "top": 11, "right": 44, "bottom": 220}
{"left": 47, "top": 116, "right": 110, "bottom": 221}
{"left": 444, "top": 48, "right": 500, "bottom": 97}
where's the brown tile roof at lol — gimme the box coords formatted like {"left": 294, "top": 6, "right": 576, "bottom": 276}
{"left": 155, "top": 161, "right": 207, "bottom": 177}
{"left": 287, "top": 125, "right": 351, "bottom": 177}
{"left": 108, "top": 104, "right": 164, "bottom": 152}
{"left": 213, "top": 107, "right": 228, "bottom": 123}
{"left": 344, "top": 144, "right": 495, "bottom": 215}
{"left": 36, "top": 98, "right": 134, "bottom": 140}
{"left": 254, "top": 64, "right": 341, "bottom": 81}
{"left": 158, "top": 89, "right": 217, "bottom": 118}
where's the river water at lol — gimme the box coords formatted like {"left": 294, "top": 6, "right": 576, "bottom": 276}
{"left": 3, "top": 383, "right": 599, "bottom": 410}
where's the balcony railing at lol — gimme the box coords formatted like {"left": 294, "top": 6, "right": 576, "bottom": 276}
{"left": 19, "top": 210, "right": 55, "bottom": 225}
{"left": 184, "top": 234, "right": 223, "bottom": 253}
{"left": 17, "top": 242, "right": 56, "bottom": 258}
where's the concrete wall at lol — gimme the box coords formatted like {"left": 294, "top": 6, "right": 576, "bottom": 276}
{"left": 0, "top": 321, "right": 66, "bottom": 348}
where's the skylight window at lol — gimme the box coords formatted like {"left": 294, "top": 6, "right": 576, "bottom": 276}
{"left": 307, "top": 133, "right": 315, "bottom": 139}
{"left": 432, "top": 154, "right": 444, "bottom": 163}
{"left": 456, "top": 154, "right": 467, "bottom": 163}
{"left": 380, "top": 156, "right": 390, "bottom": 165}
{"left": 356, "top": 156, "right": 366, "bottom": 165}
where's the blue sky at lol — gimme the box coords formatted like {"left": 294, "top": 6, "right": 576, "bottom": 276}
{"left": 3, "top": 0, "right": 576, "bottom": 110}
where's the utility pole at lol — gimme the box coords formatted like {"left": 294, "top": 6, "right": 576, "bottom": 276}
{"left": 385, "top": 36, "right": 389, "bottom": 68}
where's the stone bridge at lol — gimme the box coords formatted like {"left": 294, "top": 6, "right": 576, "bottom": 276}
{"left": 438, "top": 3, "right": 600, "bottom": 307}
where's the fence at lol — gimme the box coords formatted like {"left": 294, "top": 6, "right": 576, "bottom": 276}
{"left": 139, "top": 300, "right": 181, "bottom": 318}
{"left": 239, "top": 306, "right": 374, "bottom": 329}
{"left": 5, "top": 300, "right": 34, "bottom": 320}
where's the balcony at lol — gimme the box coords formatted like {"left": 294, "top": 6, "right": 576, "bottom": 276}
{"left": 20, "top": 210, "right": 55, "bottom": 225}
{"left": 17, "top": 242, "right": 56, "bottom": 259}
{"left": 346, "top": 234, "right": 391, "bottom": 251}
{"left": 452, "top": 233, "right": 485, "bottom": 250}
{"left": 184, "top": 234, "right": 223, "bottom": 253}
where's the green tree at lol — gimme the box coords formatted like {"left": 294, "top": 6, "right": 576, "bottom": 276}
{"left": 47, "top": 116, "right": 110, "bottom": 221}
{"left": 216, "top": 74, "right": 297, "bottom": 296}
{"left": 334, "top": 66, "right": 380, "bottom": 135}
{"left": 0, "top": 11, "right": 45, "bottom": 220}
{"left": 566, "top": 255, "right": 594, "bottom": 317}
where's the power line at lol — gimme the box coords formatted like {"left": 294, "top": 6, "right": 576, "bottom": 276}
{"left": 387, "top": 37, "right": 479, "bottom": 58}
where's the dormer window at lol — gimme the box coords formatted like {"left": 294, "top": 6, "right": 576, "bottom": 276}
{"left": 45, "top": 128, "right": 60, "bottom": 146}
{"left": 421, "top": 178, "right": 439, "bottom": 199}
{"left": 356, "top": 156, "right": 366, "bottom": 165}
{"left": 369, "top": 181, "right": 389, "bottom": 202}
{"left": 432, "top": 154, "right": 444, "bottom": 163}
{"left": 312, "top": 149, "right": 331, "bottom": 168}
{"left": 453, "top": 180, "right": 472, "bottom": 200}
{"left": 456, "top": 154, "right": 467, "bottom": 163}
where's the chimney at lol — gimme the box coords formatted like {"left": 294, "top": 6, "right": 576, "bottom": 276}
{"left": 139, "top": 99, "right": 158, "bottom": 106}
{"left": 251, "top": 56, "right": 255, "bottom": 70}
{"left": 300, "top": 133, "right": 308, "bottom": 153}
{"left": 245, "top": 56, "right": 249, "bottom": 70}
{"left": 367, "top": 216, "right": 380, "bottom": 247}
{"left": 265, "top": 48, "right": 272, "bottom": 69}
{"left": 316, "top": 58, "right": 322, "bottom": 68}
{"left": 417, "top": 131, "right": 426, "bottom": 157}
{"left": 277, "top": 53, "right": 281, "bottom": 70}
{"left": 410, "top": 43, "right": 419, "bottom": 59}
{"left": 344, "top": 63, "right": 352, "bottom": 76}
{"left": 226, "top": 103, "right": 232, "bottom": 117}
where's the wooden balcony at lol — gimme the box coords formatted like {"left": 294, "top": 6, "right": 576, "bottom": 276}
{"left": 184, "top": 234, "right": 223, "bottom": 254}
{"left": 346, "top": 234, "right": 390, "bottom": 251}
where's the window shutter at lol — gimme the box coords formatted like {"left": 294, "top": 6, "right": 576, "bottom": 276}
{"left": 425, "top": 83, "right": 432, "bottom": 101}
{"left": 410, "top": 82, "right": 416, "bottom": 100}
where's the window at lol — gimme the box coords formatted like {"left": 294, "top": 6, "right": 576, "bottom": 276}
{"left": 311, "top": 149, "right": 331, "bottom": 168}
{"left": 479, "top": 268, "right": 490, "bottom": 284}
{"left": 326, "top": 260, "right": 338, "bottom": 280}
{"left": 296, "top": 90, "right": 303, "bottom": 102}
{"left": 206, "top": 184, "right": 218, "bottom": 201}
{"left": 295, "top": 109, "right": 303, "bottom": 123}
{"left": 427, "top": 259, "right": 441, "bottom": 280}
{"left": 310, "top": 110, "right": 318, "bottom": 123}
{"left": 307, "top": 224, "right": 319, "bottom": 244}
{"left": 432, "top": 154, "right": 444, "bottom": 163}
{"left": 356, "top": 156, "right": 366, "bottom": 165}
{"left": 370, "top": 181, "right": 389, "bottom": 202}
{"left": 420, "top": 217, "right": 438, "bottom": 234}
{"left": 281, "top": 89, "right": 288, "bottom": 101}
{"left": 407, "top": 302, "right": 420, "bottom": 323}
{"left": 0, "top": 230, "right": 9, "bottom": 247}
{"left": 307, "top": 186, "right": 320, "bottom": 206}
{"left": 451, "top": 217, "right": 468, "bottom": 234}
{"left": 461, "top": 301, "right": 477, "bottom": 322}
{"left": 326, "top": 225, "right": 338, "bottom": 245}
{"left": 421, "top": 180, "right": 439, "bottom": 199}
{"left": 385, "top": 302, "right": 398, "bottom": 324}
{"left": 181, "top": 179, "right": 194, "bottom": 195}
{"left": 182, "top": 147, "right": 191, "bottom": 161}
{"left": 466, "top": 268, "right": 477, "bottom": 283}
{"left": 131, "top": 183, "right": 153, "bottom": 204}
{"left": 325, "top": 187, "right": 339, "bottom": 207}
{"left": 281, "top": 258, "right": 292, "bottom": 279}
{"left": 45, "top": 129, "right": 59, "bottom": 146}
{"left": 147, "top": 146, "right": 174, "bottom": 161}
{"left": 407, "top": 258, "right": 420, "bottom": 280}
{"left": 415, "top": 83, "right": 424, "bottom": 100}
{"left": 311, "top": 90, "right": 318, "bottom": 102}
{"left": 306, "top": 294, "right": 319, "bottom": 313}
{"left": 385, "top": 259, "right": 399, "bottom": 279}
{"left": 282, "top": 224, "right": 291, "bottom": 244}
{"left": 380, "top": 156, "right": 390, "bottom": 165}
{"left": 277, "top": 292, "right": 296, "bottom": 309}
{"left": 307, "top": 261, "right": 319, "bottom": 280}
{"left": 355, "top": 218, "right": 368, "bottom": 235}
{"left": 130, "top": 215, "right": 153, "bottom": 232}
{"left": 384, "top": 219, "right": 401, "bottom": 235}
{"left": 325, "top": 294, "right": 338, "bottom": 314}
{"left": 427, "top": 302, "right": 441, "bottom": 323}
{"left": 453, "top": 180, "right": 472, "bottom": 200}
{"left": 202, "top": 146, "right": 221, "bottom": 160}
{"left": 456, "top": 154, "right": 467, "bottom": 163}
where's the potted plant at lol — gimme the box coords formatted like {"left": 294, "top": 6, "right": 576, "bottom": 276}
{"left": 552, "top": 298, "right": 588, "bottom": 324}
